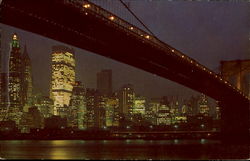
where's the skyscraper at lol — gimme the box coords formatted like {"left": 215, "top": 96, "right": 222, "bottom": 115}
{"left": 7, "top": 33, "right": 23, "bottom": 124}
{"left": 105, "top": 97, "right": 119, "bottom": 127}
{"left": 118, "top": 84, "right": 135, "bottom": 117}
{"left": 21, "top": 45, "right": 33, "bottom": 109}
{"left": 133, "top": 96, "right": 146, "bottom": 116}
{"left": 85, "top": 88, "right": 105, "bottom": 129}
{"left": 198, "top": 94, "right": 209, "bottom": 117}
{"left": 68, "top": 81, "right": 86, "bottom": 129}
{"left": 8, "top": 33, "right": 22, "bottom": 110}
{"left": 50, "top": 45, "right": 75, "bottom": 117}
{"left": 97, "top": 69, "right": 112, "bottom": 96}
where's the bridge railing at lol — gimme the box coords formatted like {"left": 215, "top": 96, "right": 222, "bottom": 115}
{"left": 63, "top": 0, "right": 247, "bottom": 99}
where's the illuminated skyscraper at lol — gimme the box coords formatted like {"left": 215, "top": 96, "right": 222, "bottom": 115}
{"left": 35, "top": 96, "right": 54, "bottom": 119}
{"left": 50, "top": 45, "right": 75, "bottom": 117}
{"left": 118, "top": 84, "right": 135, "bottom": 118}
{"left": 8, "top": 33, "right": 22, "bottom": 110}
{"left": 133, "top": 96, "right": 146, "bottom": 115}
{"left": 68, "top": 81, "right": 86, "bottom": 129}
{"left": 198, "top": 94, "right": 209, "bottom": 116}
{"left": 7, "top": 33, "right": 23, "bottom": 124}
{"left": 21, "top": 45, "right": 33, "bottom": 109}
{"left": 97, "top": 69, "right": 112, "bottom": 96}
{"left": 105, "top": 97, "right": 119, "bottom": 127}
{"left": 85, "top": 89, "right": 96, "bottom": 128}
{"left": 85, "top": 89, "right": 105, "bottom": 128}
{"left": 146, "top": 98, "right": 161, "bottom": 125}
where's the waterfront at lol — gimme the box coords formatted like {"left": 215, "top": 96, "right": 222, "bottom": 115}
{"left": 0, "top": 140, "right": 249, "bottom": 159}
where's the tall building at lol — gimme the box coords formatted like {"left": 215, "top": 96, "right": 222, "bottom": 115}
{"left": 21, "top": 45, "right": 33, "bottom": 109}
{"left": 97, "top": 69, "right": 112, "bottom": 96}
{"left": 68, "top": 81, "right": 86, "bottom": 130}
{"left": 85, "top": 89, "right": 96, "bottom": 128}
{"left": 133, "top": 96, "right": 146, "bottom": 116}
{"left": 8, "top": 33, "right": 23, "bottom": 111}
{"left": 156, "top": 104, "right": 171, "bottom": 126}
{"left": 118, "top": 84, "right": 135, "bottom": 117}
{"left": 85, "top": 89, "right": 105, "bottom": 128}
{"left": 50, "top": 45, "right": 75, "bottom": 117}
{"left": 35, "top": 96, "right": 54, "bottom": 119}
{"left": 146, "top": 98, "right": 162, "bottom": 125}
{"left": 105, "top": 97, "right": 119, "bottom": 127}
{"left": 198, "top": 94, "right": 209, "bottom": 117}
{"left": 214, "top": 101, "right": 221, "bottom": 120}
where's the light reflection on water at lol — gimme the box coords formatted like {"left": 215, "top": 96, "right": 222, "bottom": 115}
{"left": 0, "top": 140, "right": 248, "bottom": 159}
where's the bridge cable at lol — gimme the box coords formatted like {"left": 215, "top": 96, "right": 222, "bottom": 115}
{"left": 118, "top": 0, "right": 156, "bottom": 38}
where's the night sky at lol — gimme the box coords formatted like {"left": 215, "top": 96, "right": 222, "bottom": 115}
{"left": 0, "top": 0, "right": 249, "bottom": 100}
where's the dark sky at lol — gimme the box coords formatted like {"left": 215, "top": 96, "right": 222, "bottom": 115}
{"left": 0, "top": 1, "right": 249, "bottom": 100}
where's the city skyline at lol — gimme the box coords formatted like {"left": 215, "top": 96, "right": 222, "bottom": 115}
{"left": 0, "top": 0, "right": 249, "bottom": 159}
{"left": 0, "top": 1, "right": 249, "bottom": 100}
{"left": 0, "top": 32, "right": 218, "bottom": 130}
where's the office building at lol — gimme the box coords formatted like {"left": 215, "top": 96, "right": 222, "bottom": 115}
{"left": 97, "top": 69, "right": 112, "bottom": 96}
{"left": 50, "top": 45, "right": 75, "bottom": 117}
{"left": 68, "top": 81, "right": 86, "bottom": 129}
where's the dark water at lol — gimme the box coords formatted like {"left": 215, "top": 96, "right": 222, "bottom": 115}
{"left": 0, "top": 140, "right": 249, "bottom": 159}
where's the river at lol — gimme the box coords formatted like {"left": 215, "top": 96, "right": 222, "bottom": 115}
{"left": 0, "top": 140, "right": 249, "bottom": 159}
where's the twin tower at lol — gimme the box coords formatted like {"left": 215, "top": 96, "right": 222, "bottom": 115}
{"left": 0, "top": 33, "right": 77, "bottom": 121}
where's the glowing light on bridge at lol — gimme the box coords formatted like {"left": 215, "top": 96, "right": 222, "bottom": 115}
{"left": 83, "top": 4, "right": 90, "bottom": 8}
{"left": 145, "top": 35, "right": 150, "bottom": 39}
{"left": 85, "top": 12, "right": 88, "bottom": 15}
{"left": 171, "top": 49, "right": 175, "bottom": 52}
{"left": 130, "top": 27, "right": 134, "bottom": 30}
{"left": 181, "top": 55, "right": 184, "bottom": 58}
{"left": 13, "top": 34, "right": 18, "bottom": 40}
{"left": 109, "top": 16, "right": 115, "bottom": 21}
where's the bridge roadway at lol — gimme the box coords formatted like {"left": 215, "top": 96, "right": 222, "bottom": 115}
{"left": 0, "top": 0, "right": 249, "bottom": 143}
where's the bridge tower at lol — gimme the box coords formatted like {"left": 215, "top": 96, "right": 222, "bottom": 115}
{"left": 221, "top": 60, "right": 250, "bottom": 97}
